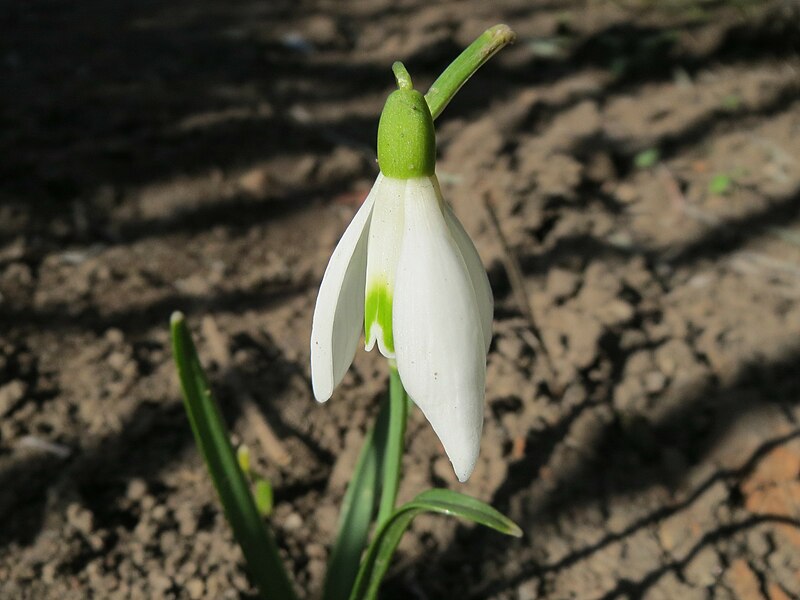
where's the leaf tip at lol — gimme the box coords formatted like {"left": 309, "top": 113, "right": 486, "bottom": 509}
{"left": 489, "top": 24, "right": 516, "bottom": 45}
{"left": 508, "top": 522, "right": 524, "bottom": 538}
{"left": 170, "top": 311, "right": 185, "bottom": 326}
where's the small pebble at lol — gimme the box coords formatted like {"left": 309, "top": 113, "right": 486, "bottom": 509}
{"left": 186, "top": 578, "right": 205, "bottom": 599}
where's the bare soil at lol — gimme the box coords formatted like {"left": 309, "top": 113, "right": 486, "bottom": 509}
{"left": 2, "top": 1, "right": 800, "bottom": 598}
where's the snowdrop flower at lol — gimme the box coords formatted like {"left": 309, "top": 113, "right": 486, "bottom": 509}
{"left": 310, "top": 74, "right": 492, "bottom": 482}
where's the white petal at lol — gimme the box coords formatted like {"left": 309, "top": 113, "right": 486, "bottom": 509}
{"left": 364, "top": 177, "right": 406, "bottom": 359}
{"left": 442, "top": 199, "right": 494, "bottom": 353}
{"left": 310, "top": 176, "right": 380, "bottom": 402}
{"left": 393, "top": 177, "right": 486, "bottom": 482}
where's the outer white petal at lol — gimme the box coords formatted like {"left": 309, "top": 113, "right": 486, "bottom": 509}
{"left": 393, "top": 177, "right": 486, "bottom": 482}
{"left": 442, "top": 199, "right": 494, "bottom": 353}
{"left": 310, "top": 176, "right": 380, "bottom": 402}
{"left": 364, "top": 176, "right": 406, "bottom": 358}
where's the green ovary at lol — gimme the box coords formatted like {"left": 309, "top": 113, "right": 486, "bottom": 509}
{"left": 365, "top": 284, "right": 394, "bottom": 353}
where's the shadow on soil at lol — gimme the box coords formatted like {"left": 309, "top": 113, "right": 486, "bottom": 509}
{"left": 3, "top": 1, "right": 797, "bottom": 248}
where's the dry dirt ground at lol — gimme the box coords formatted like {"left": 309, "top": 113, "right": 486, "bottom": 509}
{"left": 2, "top": 1, "right": 800, "bottom": 598}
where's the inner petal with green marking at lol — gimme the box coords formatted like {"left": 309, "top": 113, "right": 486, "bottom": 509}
{"left": 363, "top": 176, "right": 406, "bottom": 359}
{"left": 365, "top": 282, "right": 394, "bottom": 356}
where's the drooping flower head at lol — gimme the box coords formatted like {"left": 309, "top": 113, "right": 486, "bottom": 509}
{"left": 310, "top": 67, "right": 492, "bottom": 482}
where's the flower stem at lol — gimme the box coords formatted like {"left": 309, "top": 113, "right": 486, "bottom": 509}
{"left": 424, "top": 24, "right": 516, "bottom": 120}
{"left": 376, "top": 367, "right": 408, "bottom": 526}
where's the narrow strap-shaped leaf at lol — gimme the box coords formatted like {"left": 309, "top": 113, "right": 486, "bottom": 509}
{"left": 322, "top": 397, "right": 390, "bottom": 600}
{"left": 349, "top": 488, "right": 522, "bottom": 599}
{"left": 171, "top": 312, "right": 296, "bottom": 600}
{"left": 412, "top": 489, "right": 523, "bottom": 535}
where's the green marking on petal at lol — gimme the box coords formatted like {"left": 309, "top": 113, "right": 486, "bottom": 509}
{"left": 365, "top": 283, "right": 394, "bottom": 354}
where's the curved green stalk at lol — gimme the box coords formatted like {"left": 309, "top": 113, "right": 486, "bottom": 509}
{"left": 376, "top": 368, "right": 408, "bottom": 527}
{"left": 424, "top": 24, "right": 516, "bottom": 120}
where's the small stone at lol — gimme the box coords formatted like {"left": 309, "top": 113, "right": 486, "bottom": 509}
{"left": 127, "top": 479, "right": 147, "bottom": 501}
{"left": 41, "top": 562, "right": 57, "bottom": 584}
{"left": 724, "top": 559, "right": 762, "bottom": 600}
{"left": 151, "top": 504, "right": 168, "bottom": 522}
{"left": 160, "top": 530, "right": 178, "bottom": 554}
{"left": 107, "top": 351, "right": 129, "bottom": 372}
{"left": 303, "top": 15, "right": 340, "bottom": 47}
{"left": 134, "top": 520, "right": 156, "bottom": 541}
{"left": 644, "top": 371, "right": 667, "bottom": 393}
{"left": 176, "top": 505, "right": 198, "bottom": 536}
{"left": 141, "top": 494, "right": 156, "bottom": 511}
{"left": 3, "top": 262, "right": 32, "bottom": 285}
{"left": 496, "top": 334, "right": 524, "bottom": 359}
{"left": 684, "top": 545, "right": 722, "bottom": 587}
{"left": 173, "top": 274, "right": 211, "bottom": 296}
{"left": 186, "top": 578, "right": 205, "bottom": 599}
{"left": 148, "top": 572, "right": 172, "bottom": 594}
{"left": 598, "top": 298, "right": 635, "bottom": 326}
{"left": 546, "top": 268, "right": 579, "bottom": 301}
{"left": 283, "top": 512, "right": 303, "bottom": 532}
{"left": 313, "top": 504, "right": 339, "bottom": 539}
{"left": 615, "top": 183, "right": 638, "bottom": 203}
{"left": 586, "top": 151, "right": 616, "bottom": 183}
{"left": 88, "top": 533, "right": 105, "bottom": 551}
{"left": 66, "top": 502, "right": 94, "bottom": 535}
{"left": 613, "top": 378, "right": 646, "bottom": 413}
{"left": 306, "top": 542, "right": 326, "bottom": 560}
{"left": 307, "top": 558, "right": 327, "bottom": 587}
{"left": 238, "top": 167, "right": 270, "bottom": 197}
{"left": 105, "top": 328, "right": 125, "bottom": 345}
{"left": 518, "top": 578, "right": 540, "bottom": 600}
{"left": 0, "top": 379, "right": 26, "bottom": 416}
{"left": 619, "top": 329, "right": 648, "bottom": 350}
{"left": 767, "top": 583, "right": 793, "bottom": 600}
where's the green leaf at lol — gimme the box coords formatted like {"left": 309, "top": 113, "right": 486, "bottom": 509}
{"left": 237, "top": 444, "right": 252, "bottom": 478}
{"left": 255, "top": 479, "right": 274, "bottom": 517}
{"left": 322, "top": 400, "right": 390, "bottom": 600}
{"left": 721, "top": 94, "right": 741, "bottom": 111}
{"left": 349, "top": 489, "right": 522, "bottom": 600}
{"left": 170, "top": 312, "right": 296, "bottom": 600}
{"left": 634, "top": 148, "right": 660, "bottom": 169}
{"left": 709, "top": 173, "right": 733, "bottom": 195}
